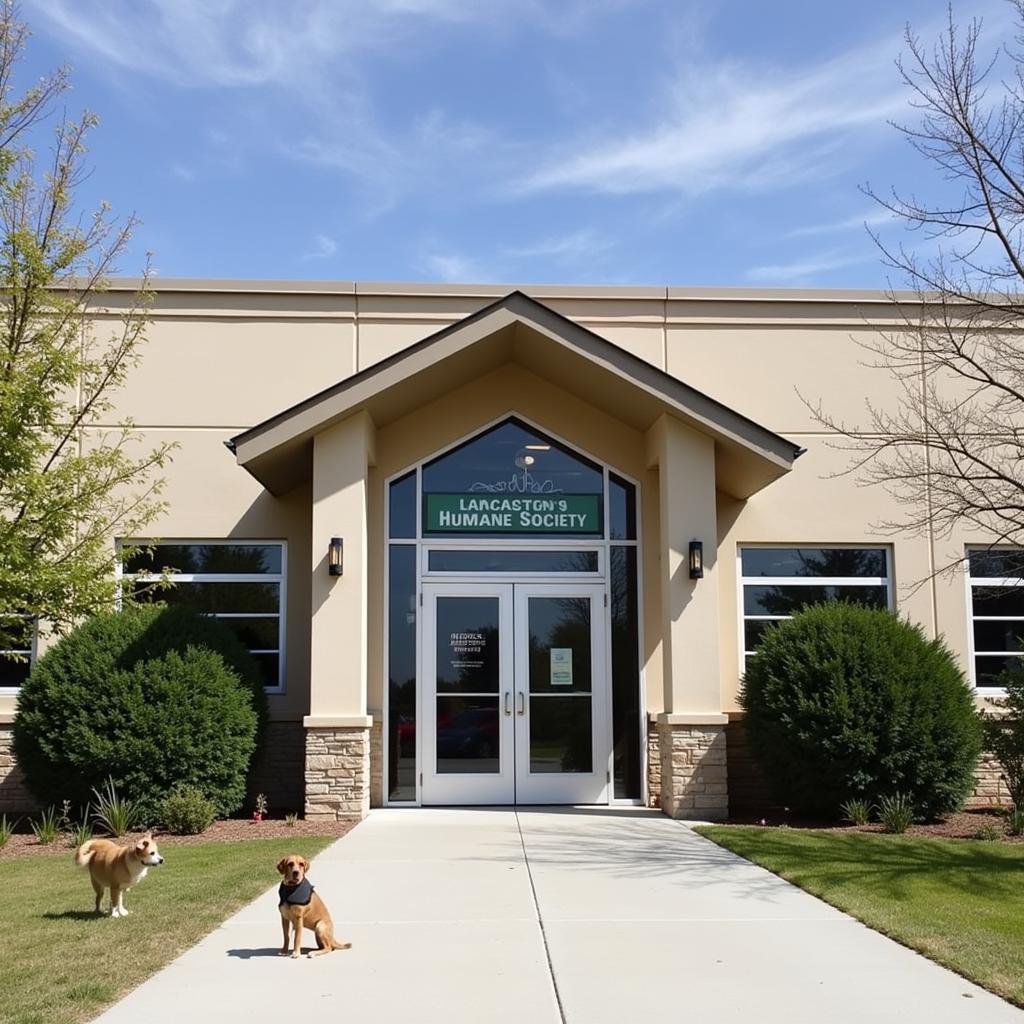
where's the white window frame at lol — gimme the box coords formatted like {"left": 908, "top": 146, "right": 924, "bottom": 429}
{"left": 738, "top": 544, "right": 894, "bottom": 673}
{"left": 118, "top": 539, "right": 288, "bottom": 695}
{"left": 965, "top": 545, "right": 1024, "bottom": 697}
{"left": 0, "top": 613, "right": 37, "bottom": 695}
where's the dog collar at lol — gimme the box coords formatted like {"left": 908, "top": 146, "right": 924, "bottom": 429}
{"left": 279, "top": 878, "right": 314, "bottom": 906}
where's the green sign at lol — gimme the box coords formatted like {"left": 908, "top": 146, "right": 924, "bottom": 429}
{"left": 425, "top": 493, "right": 601, "bottom": 534}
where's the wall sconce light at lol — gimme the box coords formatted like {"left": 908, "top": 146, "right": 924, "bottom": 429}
{"left": 688, "top": 540, "right": 704, "bottom": 580}
{"left": 328, "top": 537, "right": 344, "bottom": 577}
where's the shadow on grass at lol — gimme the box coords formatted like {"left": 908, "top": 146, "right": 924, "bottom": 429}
{"left": 42, "top": 909, "right": 104, "bottom": 921}
{"left": 227, "top": 947, "right": 287, "bottom": 959}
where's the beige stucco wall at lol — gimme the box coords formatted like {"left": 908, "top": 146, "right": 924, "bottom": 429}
{"left": 0, "top": 281, "right": 1004, "bottom": 729}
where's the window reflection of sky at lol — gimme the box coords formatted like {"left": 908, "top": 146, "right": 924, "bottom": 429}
{"left": 423, "top": 419, "right": 602, "bottom": 497}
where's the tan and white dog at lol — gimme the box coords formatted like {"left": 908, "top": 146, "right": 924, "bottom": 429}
{"left": 277, "top": 854, "right": 351, "bottom": 958}
{"left": 74, "top": 832, "right": 164, "bottom": 917}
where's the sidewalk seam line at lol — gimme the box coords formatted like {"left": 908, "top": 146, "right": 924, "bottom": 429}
{"left": 515, "top": 809, "right": 567, "bottom": 1024}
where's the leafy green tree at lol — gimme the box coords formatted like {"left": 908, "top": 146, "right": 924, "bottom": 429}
{"left": 0, "top": 1, "right": 171, "bottom": 651}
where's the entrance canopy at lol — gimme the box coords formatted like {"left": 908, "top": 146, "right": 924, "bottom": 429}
{"left": 227, "top": 291, "right": 803, "bottom": 497}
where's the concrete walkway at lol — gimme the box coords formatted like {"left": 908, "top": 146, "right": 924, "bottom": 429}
{"left": 97, "top": 808, "right": 1022, "bottom": 1024}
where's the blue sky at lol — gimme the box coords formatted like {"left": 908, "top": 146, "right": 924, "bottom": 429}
{"left": 19, "top": 0, "right": 1015, "bottom": 286}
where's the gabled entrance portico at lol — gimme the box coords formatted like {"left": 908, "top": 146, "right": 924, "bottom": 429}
{"left": 227, "top": 291, "right": 802, "bottom": 820}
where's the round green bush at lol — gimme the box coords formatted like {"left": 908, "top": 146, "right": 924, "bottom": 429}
{"left": 740, "top": 603, "right": 982, "bottom": 819}
{"left": 159, "top": 785, "right": 217, "bottom": 835}
{"left": 13, "top": 603, "right": 267, "bottom": 821}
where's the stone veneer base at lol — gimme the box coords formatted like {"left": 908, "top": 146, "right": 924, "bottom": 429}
{"left": 304, "top": 726, "right": 370, "bottom": 820}
{"left": 0, "top": 723, "right": 35, "bottom": 813}
{"left": 656, "top": 719, "right": 728, "bottom": 821}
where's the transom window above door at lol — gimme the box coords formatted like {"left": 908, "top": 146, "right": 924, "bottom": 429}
{"left": 421, "top": 418, "right": 605, "bottom": 538}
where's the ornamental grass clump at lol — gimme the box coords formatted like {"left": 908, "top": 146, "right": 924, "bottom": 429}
{"left": 13, "top": 603, "right": 266, "bottom": 822}
{"left": 30, "top": 805, "right": 61, "bottom": 844}
{"left": 741, "top": 603, "right": 982, "bottom": 820}
{"left": 92, "top": 778, "right": 142, "bottom": 837}
{"left": 840, "top": 798, "right": 872, "bottom": 826}
{"left": 878, "top": 792, "right": 915, "bottom": 834}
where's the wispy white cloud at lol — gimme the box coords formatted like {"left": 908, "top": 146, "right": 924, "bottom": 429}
{"left": 302, "top": 234, "right": 338, "bottom": 261}
{"left": 786, "top": 209, "right": 897, "bottom": 239}
{"left": 419, "top": 249, "right": 489, "bottom": 282}
{"left": 502, "top": 229, "right": 612, "bottom": 262}
{"left": 514, "top": 36, "right": 911, "bottom": 198}
{"left": 32, "top": 0, "right": 638, "bottom": 89}
{"left": 170, "top": 162, "right": 195, "bottom": 183}
{"left": 745, "top": 251, "right": 872, "bottom": 284}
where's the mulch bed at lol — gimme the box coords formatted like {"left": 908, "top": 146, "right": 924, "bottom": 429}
{"left": 0, "top": 817, "right": 356, "bottom": 862}
{"left": 723, "top": 807, "right": 1024, "bottom": 842}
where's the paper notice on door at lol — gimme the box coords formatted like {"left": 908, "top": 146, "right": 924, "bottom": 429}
{"left": 550, "top": 647, "right": 573, "bottom": 686}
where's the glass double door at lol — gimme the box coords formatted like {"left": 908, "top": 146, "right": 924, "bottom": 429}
{"left": 422, "top": 582, "right": 609, "bottom": 805}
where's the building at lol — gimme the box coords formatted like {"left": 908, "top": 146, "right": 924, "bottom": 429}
{"left": 0, "top": 281, "right": 1011, "bottom": 818}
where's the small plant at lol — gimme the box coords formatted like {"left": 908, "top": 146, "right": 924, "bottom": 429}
{"left": 1006, "top": 807, "right": 1024, "bottom": 837}
{"left": 975, "top": 822, "right": 1002, "bottom": 842}
{"left": 285, "top": 812, "right": 298, "bottom": 828}
{"left": 840, "top": 798, "right": 872, "bottom": 826}
{"left": 31, "top": 805, "right": 62, "bottom": 844}
{"left": 0, "top": 814, "right": 16, "bottom": 850}
{"left": 253, "top": 793, "right": 268, "bottom": 823}
{"left": 878, "top": 792, "right": 915, "bottom": 834}
{"left": 69, "top": 809, "right": 93, "bottom": 848}
{"left": 159, "top": 785, "right": 216, "bottom": 835}
{"left": 92, "top": 777, "right": 141, "bottom": 837}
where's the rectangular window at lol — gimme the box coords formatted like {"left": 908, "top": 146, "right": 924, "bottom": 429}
{"left": 123, "top": 541, "right": 286, "bottom": 692}
{"left": 388, "top": 544, "right": 417, "bottom": 800}
{"left": 739, "top": 546, "right": 891, "bottom": 664}
{"left": 426, "top": 549, "right": 600, "bottom": 574}
{"left": 0, "top": 614, "right": 35, "bottom": 689}
{"left": 968, "top": 548, "right": 1024, "bottom": 691}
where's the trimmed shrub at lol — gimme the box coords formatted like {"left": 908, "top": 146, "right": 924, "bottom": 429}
{"left": 13, "top": 603, "right": 266, "bottom": 821}
{"left": 740, "top": 603, "right": 982, "bottom": 819}
{"left": 159, "top": 785, "right": 217, "bottom": 835}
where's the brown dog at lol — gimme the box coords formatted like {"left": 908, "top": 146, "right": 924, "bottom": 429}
{"left": 75, "top": 832, "right": 164, "bottom": 917}
{"left": 277, "top": 854, "right": 351, "bottom": 959}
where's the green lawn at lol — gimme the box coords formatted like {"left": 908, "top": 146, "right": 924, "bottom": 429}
{"left": 0, "top": 836, "right": 336, "bottom": 1024}
{"left": 696, "top": 826, "right": 1024, "bottom": 1007}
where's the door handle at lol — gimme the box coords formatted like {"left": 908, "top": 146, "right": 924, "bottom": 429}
{"left": 517, "top": 691, "right": 525, "bottom": 716}
{"left": 504, "top": 691, "right": 511, "bottom": 716}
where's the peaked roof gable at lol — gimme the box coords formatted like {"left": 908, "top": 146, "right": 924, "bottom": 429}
{"left": 229, "top": 290, "right": 803, "bottom": 495}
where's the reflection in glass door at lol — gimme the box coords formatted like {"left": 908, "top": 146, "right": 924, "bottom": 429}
{"left": 422, "top": 582, "right": 609, "bottom": 806}
{"left": 422, "top": 585, "right": 515, "bottom": 804}
{"left": 514, "top": 586, "right": 608, "bottom": 804}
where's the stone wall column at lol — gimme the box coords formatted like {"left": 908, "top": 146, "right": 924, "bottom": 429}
{"left": 0, "top": 719, "right": 35, "bottom": 813}
{"left": 657, "top": 713, "right": 729, "bottom": 821}
{"left": 304, "top": 718, "right": 371, "bottom": 820}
